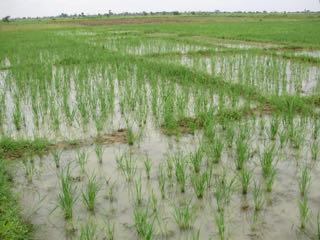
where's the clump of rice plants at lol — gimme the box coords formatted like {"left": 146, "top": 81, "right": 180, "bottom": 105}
{"left": 77, "top": 151, "right": 88, "bottom": 175}
{"left": 173, "top": 200, "right": 196, "bottom": 230}
{"left": 144, "top": 155, "right": 152, "bottom": 180}
{"left": 116, "top": 152, "right": 137, "bottom": 182}
{"left": 22, "top": 157, "right": 35, "bottom": 183}
{"left": 299, "top": 166, "right": 311, "bottom": 197}
{"left": 80, "top": 221, "right": 97, "bottom": 240}
{"left": 260, "top": 145, "right": 276, "bottom": 178}
{"left": 269, "top": 116, "right": 280, "bottom": 140}
{"left": 158, "top": 164, "right": 166, "bottom": 199}
{"left": 191, "top": 171, "right": 208, "bottom": 199}
{"left": 235, "top": 136, "right": 249, "bottom": 171}
{"left": 253, "top": 182, "right": 264, "bottom": 212}
{"left": 95, "top": 145, "right": 103, "bottom": 164}
{"left": 58, "top": 166, "right": 75, "bottom": 220}
{"left": 311, "top": 141, "right": 319, "bottom": 161}
{"left": 214, "top": 173, "right": 235, "bottom": 213}
{"left": 134, "top": 205, "right": 154, "bottom": 240}
{"left": 105, "top": 221, "right": 115, "bottom": 240}
{"left": 190, "top": 148, "right": 203, "bottom": 174}
{"left": 134, "top": 176, "right": 143, "bottom": 206}
{"left": 299, "top": 196, "right": 310, "bottom": 229}
{"left": 174, "top": 154, "right": 187, "bottom": 193}
{"left": 82, "top": 174, "right": 100, "bottom": 212}
{"left": 239, "top": 167, "right": 252, "bottom": 195}
{"left": 52, "top": 150, "right": 62, "bottom": 168}
{"left": 214, "top": 209, "right": 226, "bottom": 240}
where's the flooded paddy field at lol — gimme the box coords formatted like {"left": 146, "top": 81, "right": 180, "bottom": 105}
{"left": 0, "top": 14, "right": 320, "bottom": 240}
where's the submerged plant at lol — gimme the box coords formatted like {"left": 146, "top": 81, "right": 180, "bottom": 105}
{"left": 82, "top": 174, "right": 100, "bottom": 212}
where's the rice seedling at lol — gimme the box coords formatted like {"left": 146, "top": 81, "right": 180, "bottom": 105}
{"left": 158, "top": 164, "right": 166, "bottom": 199}
{"left": 58, "top": 166, "right": 75, "bottom": 220}
{"left": 127, "top": 126, "right": 135, "bottom": 145}
{"left": 144, "top": 155, "right": 152, "bottom": 180}
{"left": 214, "top": 209, "right": 226, "bottom": 240}
{"left": 269, "top": 116, "right": 280, "bottom": 140}
{"left": 253, "top": 182, "right": 264, "bottom": 212}
{"left": 311, "top": 141, "right": 319, "bottom": 161}
{"left": 212, "top": 138, "right": 224, "bottom": 164}
{"left": 265, "top": 168, "right": 277, "bottom": 192}
{"left": 190, "top": 148, "right": 203, "bottom": 174}
{"left": 166, "top": 157, "right": 174, "bottom": 180}
{"left": 191, "top": 171, "right": 208, "bottom": 199}
{"left": 239, "top": 167, "right": 252, "bottom": 195}
{"left": 173, "top": 200, "right": 196, "bottom": 230}
{"left": 80, "top": 222, "right": 97, "bottom": 240}
{"left": 52, "top": 150, "right": 62, "bottom": 168}
{"left": 134, "top": 206, "right": 154, "bottom": 240}
{"left": 117, "top": 152, "right": 137, "bottom": 182}
{"left": 106, "top": 181, "right": 116, "bottom": 202}
{"left": 260, "top": 145, "right": 276, "bottom": 178}
{"left": 134, "top": 176, "right": 143, "bottom": 206}
{"left": 105, "top": 221, "right": 115, "bottom": 240}
{"left": 214, "top": 173, "right": 235, "bottom": 213}
{"left": 299, "top": 166, "right": 311, "bottom": 197}
{"left": 94, "top": 145, "right": 103, "bottom": 164}
{"left": 77, "top": 151, "right": 88, "bottom": 175}
{"left": 82, "top": 174, "right": 100, "bottom": 212}
{"left": 235, "top": 137, "right": 249, "bottom": 170}
{"left": 279, "top": 130, "right": 287, "bottom": 149}
{"left": 175, "top": 155, "right": 187, "bottom": 193}
{"left": 299, "top": 196, "right": 310, "bottom": 230}
{"left": 22, "top": 158, "right": 35, "bottom": 183}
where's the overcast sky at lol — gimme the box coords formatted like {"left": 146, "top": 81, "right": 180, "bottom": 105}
{"left": 1, "top": 0, "right": 319, "bottom": 18}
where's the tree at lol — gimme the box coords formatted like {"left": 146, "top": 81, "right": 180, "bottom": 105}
{"left": 2, "top": 16, "right": 10, "bottom": 22}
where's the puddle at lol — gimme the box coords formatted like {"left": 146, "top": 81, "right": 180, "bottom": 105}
{"left": 11, "top": 116, "right": 320, "bottom": 240}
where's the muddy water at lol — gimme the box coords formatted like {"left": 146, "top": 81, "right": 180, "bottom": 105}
{"left": 10, "top": 117, "right": 320, "bottom": 240}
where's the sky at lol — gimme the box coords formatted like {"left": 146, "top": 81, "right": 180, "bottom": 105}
{"left": 0, "top": 0, "right": 319, "bottom": 18}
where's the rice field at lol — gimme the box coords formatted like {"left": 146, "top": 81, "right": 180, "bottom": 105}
{"left": 0, "top": 14, "right": 320, "bottom": 240}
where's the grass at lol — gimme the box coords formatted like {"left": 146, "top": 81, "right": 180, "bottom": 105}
{"left": 0, "top": 158, "right": 32, "bottom": 240}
